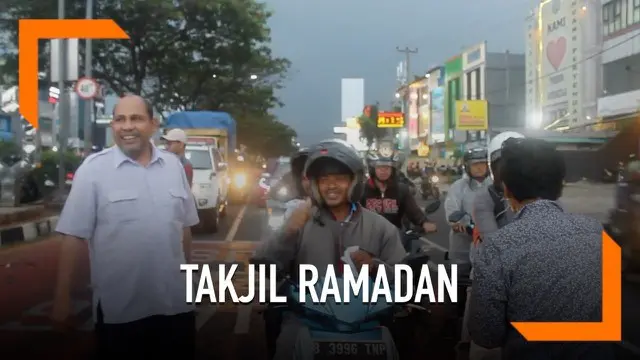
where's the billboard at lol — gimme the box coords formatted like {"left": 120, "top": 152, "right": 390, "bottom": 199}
{"left": 377, "top": 112, "right": 404, "bottom": 128}
{"left": 455, "top": 100, "right": 488, "bottom": 130}
{"left": 418, "top": 86, "right": 430, "bottom": 138}
{"left": 537, "top": 0, "right": 583, "bottom": 126}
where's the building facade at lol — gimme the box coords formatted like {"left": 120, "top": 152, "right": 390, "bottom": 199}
{"left": 525, "top": 0, "right": 602, "bottom": 130}
{"left": 596, "top": 0, "right": 640, "bottom": 130}
{"left": 460, "top": 42, "right": 526, "bottom": 142}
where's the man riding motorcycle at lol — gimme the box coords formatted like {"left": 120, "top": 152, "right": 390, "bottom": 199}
{"left": 444, "top": 147, "right": 491, "bottom": 264}
{"left": 461, "top": 132, "right": 524, "bottom": 360}
{"left": 361, "top": 141, "right": 437, "bottom": 237}
{"left": 255, "top": 139, "right": 406, "bottom": 360}
{"left": 472, "top": 132, "right": 524, "bottom": 243}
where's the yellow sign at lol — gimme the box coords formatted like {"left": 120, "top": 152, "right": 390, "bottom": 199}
{"left": 377, "top": 112, "right": 404, "bottom": 128}
{"left": 455, "top": 100, "right": 488, "bottom": 130}
{"left": 417, "top": 142, "right": 429, "bottom": 157}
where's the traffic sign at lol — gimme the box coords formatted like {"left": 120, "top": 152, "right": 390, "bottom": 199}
{"left": 74, "top": 77, "right": 99, "bottom": 100}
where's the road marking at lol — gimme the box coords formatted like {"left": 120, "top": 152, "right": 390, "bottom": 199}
{"left": 225, "top": 205, "right": 248, "bottom": 242}
{"left": 420, "top": 237, "right": 447, "bottom": 252}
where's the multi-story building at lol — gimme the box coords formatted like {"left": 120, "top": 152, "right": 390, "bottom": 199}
{"left": 444, "top": 42, "right": 525, "bottom": 149}
{"left": 525, "top": 0, "right": 602, "bottom": 131}
{"left": 596, "top": 0, "right": 640, "bottom": 130}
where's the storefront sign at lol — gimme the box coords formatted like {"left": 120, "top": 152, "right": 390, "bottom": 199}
{"left": 455, "top": 100, "right": 488, "bottom": 130}
{"left": 377, "top": 112, "right": 404, "bottom": 128}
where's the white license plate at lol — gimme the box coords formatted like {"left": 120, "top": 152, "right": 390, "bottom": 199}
{"left": 314, "top": 341, "right": 387, "bottom": 360}
{"left": 65, "top": 180, "right": 73, "bottom": 185}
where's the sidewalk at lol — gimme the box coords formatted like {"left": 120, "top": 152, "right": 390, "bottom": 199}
{"left": 0, "top": 206, "right": 60, "bottom": 247}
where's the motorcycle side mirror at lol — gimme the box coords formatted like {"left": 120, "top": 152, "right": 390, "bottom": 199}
{"left": 424, "top": 200, "right": 441, "bottom": 214}
{"left": 448, "top": 210, "right": 467, "bottom": 223}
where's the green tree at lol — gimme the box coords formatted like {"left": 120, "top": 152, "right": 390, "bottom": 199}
{"left": 236, "top": 113, "right": 297, "bottom": 158}
{"left": 0, "top": 0, "right": 290, "bottom": 118}
{"left": 358, "top": 104, "right": 388, "bottom": 149}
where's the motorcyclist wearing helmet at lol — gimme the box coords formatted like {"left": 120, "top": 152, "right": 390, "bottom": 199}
{"left": 361, "top": 140, "right": 437, "bottom": 234}
{"left": 255, "top": 139, "right": 406, "bottom": 360}
{"left": 444, "top": 147, "right": 491, "bottom": 263}
{"left": 459, "top": 133, "right": 524, "bottom": 360}
{"left": 472, "top": 132, "right": 525, "bottom": 242}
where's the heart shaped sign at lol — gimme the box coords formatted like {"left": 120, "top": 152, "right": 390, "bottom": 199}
{"left": 546, "top": 37, "right": 566, "bottom": 71}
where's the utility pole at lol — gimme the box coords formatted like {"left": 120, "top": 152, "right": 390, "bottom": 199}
{"left": 83, "top": 0, "right": 94, "bottom": 156}
{"left": 395, "top": 46, "right": 418, "bottom": 169}
{"left": 57, "top": 0, "right": 69, "bottom": 194}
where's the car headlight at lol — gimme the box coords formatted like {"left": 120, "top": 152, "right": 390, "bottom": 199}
{"left": 430, "top": 175, "right": 439, "bottom": 183}
{"left": 234, "top": 173, "right": 247, "bottom": 188}
{"left": 277, "top": 186, "right": 288, "bottom": 198}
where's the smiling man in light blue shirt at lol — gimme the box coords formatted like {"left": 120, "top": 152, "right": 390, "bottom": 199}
{"left": 51, "top": 95, "right": 199, "bottom": 359}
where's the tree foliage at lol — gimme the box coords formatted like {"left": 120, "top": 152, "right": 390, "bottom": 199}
{"left": 0, "top": 0, "right": 295, "bottom": 156}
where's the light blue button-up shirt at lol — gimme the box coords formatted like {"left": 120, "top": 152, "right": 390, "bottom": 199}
{"left": 55, "top": 145, "right": 200, "bottom": 324}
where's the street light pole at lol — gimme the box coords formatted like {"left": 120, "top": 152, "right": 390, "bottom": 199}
{"left": 83, "top": 0, "right": 94, "bottom": 156}
{"left": 57, "top": 0, "right": 69, "bottom": 192}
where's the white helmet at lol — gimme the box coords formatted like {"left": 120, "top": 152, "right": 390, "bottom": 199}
{"left": 487, "top": 131, "right": 525, "bottom": 170}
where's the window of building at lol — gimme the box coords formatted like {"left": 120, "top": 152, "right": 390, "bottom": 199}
{"left": 603, "top": 3, "right": 610, "bottom": 35}
{"left": 608, "top": 3, "right": 616, "bottom": 34}
{"left": 621, "top": 0, "right": 628, "bottom": 27}
{"left": 615, "top": 0, "right": 622, "bottom": 31}
{"left": 635, "top": 0, "right": 640, "bottom": 22}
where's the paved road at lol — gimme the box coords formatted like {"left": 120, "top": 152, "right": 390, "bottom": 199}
{"left": 0, "top": 188, "right": 639, "bottom": 359}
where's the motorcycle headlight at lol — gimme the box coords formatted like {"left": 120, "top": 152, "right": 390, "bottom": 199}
{"left": 234, "top": 173, "right": 247, "bottom": 188}
{"left": 430, "top": 175, "right": 439, "bottom": 183}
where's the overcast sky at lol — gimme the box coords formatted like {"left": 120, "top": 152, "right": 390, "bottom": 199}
{"left": 266, "top": 0, "right": 534, "bottom": 145}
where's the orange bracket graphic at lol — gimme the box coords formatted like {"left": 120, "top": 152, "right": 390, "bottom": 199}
{"left": 512, "top": 232, "right": 621, "bottom": 341}
{"left": 18, "top": 19, "right": 129, "bottom": 128}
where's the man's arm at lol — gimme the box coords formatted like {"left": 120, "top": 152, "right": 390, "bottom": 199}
{"left": 53, "top": 163, "right": 97, "bottom": 308}
{"left": 400, "top": 183, "right": 428, "bottom": 226}
{"left": 184, "top": 163, "right": 194, "bottom": 188}
{"left": 254, "top": 227, "right": 300, "bottom": 270}
{"left": 472, "top": 188, "right": 499, "bottom": 240}
{"left": 468, "top": 236, "right": 508, "bottom": 348}
{"left": 179, "top": 166, "right": 199, "bottom": 262}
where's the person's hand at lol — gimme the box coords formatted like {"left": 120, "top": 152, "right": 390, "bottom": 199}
{"left": 450, "top": 222, "right": 466, "bottom": 233}
{"left": 351, "top": 250, "right": 374, "bottom": 272}
{"left": 284, "top": 198, "right": 312, "bottom": 236}
{"left": 50, "top": 294, "right": 72, "bottom": 332}
{"left": 422, "top": 221, "right": 437, "bottom": 233}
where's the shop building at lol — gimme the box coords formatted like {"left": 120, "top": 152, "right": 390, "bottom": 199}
{"left": 596, "top": 0, "right": 640, "bottom": 131}
{"left": 459, "top": 42, "right": 526, "bottom": 143}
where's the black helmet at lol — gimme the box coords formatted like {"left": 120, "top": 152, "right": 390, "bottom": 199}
{"left": 463, "top": 147, "right": 489, "bottom": 177}
{"left": 290, "top": 147, "right": 309, "bottom": 196}
{"left": 366, "top": 139, "right": 400, "bottom": 179}
{"left": 304, "top": 139, "right": 365, "bottom": 204}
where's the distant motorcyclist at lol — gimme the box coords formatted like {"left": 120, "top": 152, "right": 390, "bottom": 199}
{"left": 255, "top": 139, "right": 406, "bottom": 360}
{"left": 444, "top": 147, "right": 491, "bottom": 263}
{"left": 360, "top": 139, "right": 437, "bottom": 234}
